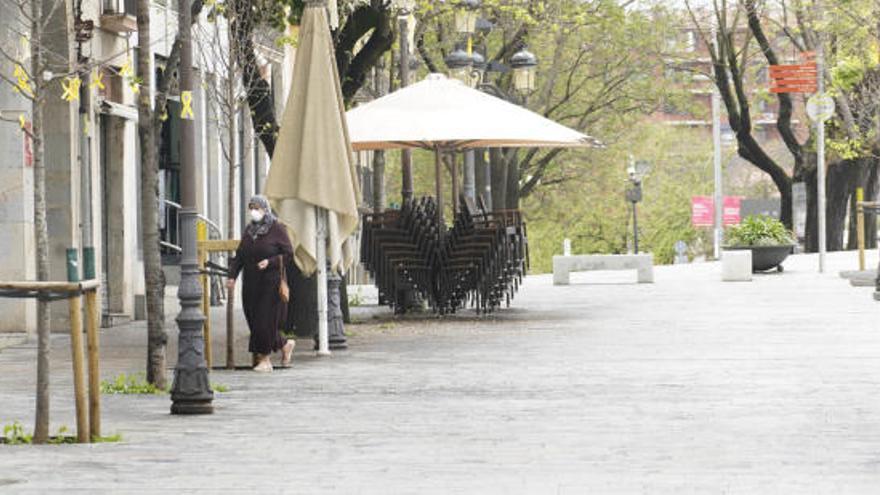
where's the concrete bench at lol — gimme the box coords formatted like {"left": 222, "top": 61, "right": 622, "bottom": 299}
{"left": 553, "top": 254, "right": 654, "bottom": 285}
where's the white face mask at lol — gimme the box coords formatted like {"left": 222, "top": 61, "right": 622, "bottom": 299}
{"left": 249, "top": 209, "right": 265, "bottom": 223}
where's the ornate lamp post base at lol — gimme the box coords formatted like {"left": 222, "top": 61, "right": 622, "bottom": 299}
{"left": 312, "top": 268, "right": 347, "bottom": 350}
{"left": 171, "top": 208, "right": 214, "bottom": 415}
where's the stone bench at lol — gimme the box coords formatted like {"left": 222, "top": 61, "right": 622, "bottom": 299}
{"left": 552, "top": 254, "right": 654, "bottom": 285}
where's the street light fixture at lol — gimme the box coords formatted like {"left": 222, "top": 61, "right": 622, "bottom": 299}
{"left": 445, "top": 44, "right": 473, "bottom": 85}
{"left": 395, "top": 0, "right": 415, "bottom": 11}
{"left": 510, "top": 46, "right": 538, "bottom": 94}
{"left": 454, "top": 0, "right": 481, "bottom": 35}
{"left": 475, "top": 17, "right": 493, "bottom": 38}
{"left": 625, "top": 159, "right": 650, "bottom": 255}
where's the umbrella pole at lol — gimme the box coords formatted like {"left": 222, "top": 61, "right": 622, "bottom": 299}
{"left": 315, "top": 206, "right": 331, "bottom": 356}
{"left": 435, "top": 148, "right": 443, "bottom": 228}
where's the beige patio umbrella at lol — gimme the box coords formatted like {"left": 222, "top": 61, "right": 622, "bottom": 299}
{"left": 265, "top": 0, "right": 360, "bottom": 355}
{"left": 346, "top": 73, "right": 597, "bottom": 151}
{"left": 346, "top": 73, "right": 597, "bottom": 223}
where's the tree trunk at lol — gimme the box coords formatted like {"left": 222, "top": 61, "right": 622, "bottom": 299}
{"left": 490, "top": 149, "right": 507, "bottom": 212}
{"left": 865, "top": 163, "right": 879, "bottom": 250}
{"left": 505, "top": 149, "right": 520, "bottom": 210}
{"left": 825, "top": 160, "right": 860, "bottom": 251}
{"left": 847, "top": 159, "right": 876, "bottom": 250}
{"left": 225, "top": 27, "right": 238, "bottom": 369}
{"left": 846, "top": 187, "right": 859, "bottom": 251}
{"left": 474, "top": 149, "right": 490, "bottom": 209}
{"left": 737, "top": 136, "right": 794, "bottom": 229}
{"left": 334, "top": 3, "right": 395, "bottom": 105}
{"left": 29, "top": 0, "right": 50, "bottom": 445}
{"left": 136, "top": 0, "right": 167, "bottom": 388}
{"left": 372, "top": 151, "right": 385, "bottom": 213}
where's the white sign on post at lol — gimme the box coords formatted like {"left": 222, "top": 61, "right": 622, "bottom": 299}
{"left": 807, "top": 94, "right": 835, "bottom": 122}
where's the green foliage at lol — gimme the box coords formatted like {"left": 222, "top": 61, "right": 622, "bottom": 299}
{"left": 92, "top": 433, "right": 124, "bottom": 443}
{"left": 2, "top": 421, "right": 32, "bottom": 445}
{"left": 831, "top": 56, "right": 868, "bottom": 93}
{"left": 724, "top": 215, "right": 795, "bottom": 247}
{"left": 101, "top": 373, "right": 166, "bottom": 395}
{"left": 1, "top": 423, "right": 119, "bottom": 445}
{"left": 102, "top": 372, "right": 230, "bottom": 395}
{"left": 523, "top": 124, "right": 719, "bottom": 271}
{"left": 348, "top": 288, "right": 364, "bottom": 307}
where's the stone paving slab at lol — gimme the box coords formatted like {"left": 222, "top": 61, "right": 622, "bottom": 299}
{"left": 1, "top": 251, "right": 880, "bottom": 493}
{"left": 0, "top": 334, "right": 26, "bottom": 352}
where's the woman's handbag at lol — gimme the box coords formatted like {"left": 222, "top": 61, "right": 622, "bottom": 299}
{"left": 278, "top": 255, "right": 290, "bottom": 303}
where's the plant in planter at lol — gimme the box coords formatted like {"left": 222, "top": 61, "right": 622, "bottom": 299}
{"left": 724, "top": 215, "right": 796, "bottom": 272}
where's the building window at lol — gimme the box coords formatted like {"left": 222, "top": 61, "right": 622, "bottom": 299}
{"left": 685, "top": 31, "right": 696, "bottom": 53}
{"left": 103, "top": 0, "right": 136, "bottom": 15}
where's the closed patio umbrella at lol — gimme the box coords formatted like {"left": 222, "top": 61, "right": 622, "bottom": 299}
{"left": 265, "top": 0, "right": 360, "bottom": 355}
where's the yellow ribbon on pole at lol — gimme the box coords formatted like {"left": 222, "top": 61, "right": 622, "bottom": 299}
{"left": 19, "top": 114, "right": 26, "bottom": 130}
{"left": 90, "top": 69, "right": 105, "bottom": 91}
{"left": 120, "top": 58, "right": 133, "bottom": 79}
{"left": 180, "top": 90, "right": 194, "bottom": 120}
{"left": 13, "top": 64, "right": 33, "bottom": 96}
{"left": 61, "top": 76, "right": 82, "bottom": 102}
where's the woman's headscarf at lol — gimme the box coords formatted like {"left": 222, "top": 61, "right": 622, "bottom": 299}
{"left": 245, "top": 194, "right": 277, "bottom": 241}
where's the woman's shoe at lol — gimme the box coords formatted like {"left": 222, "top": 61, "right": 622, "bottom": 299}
{"left": 281, "top": 340, "right": 295, "bottom": 367}
{"left": 253, "top": 356, "right": 273, "bottom": 372}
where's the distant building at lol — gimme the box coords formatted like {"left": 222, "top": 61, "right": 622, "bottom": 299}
{"left": 652, "top": 20, "right": 810, "bottom": 191}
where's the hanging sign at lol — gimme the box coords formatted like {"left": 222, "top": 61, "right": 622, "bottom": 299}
{"left": 769, "top": 63, "right": 817, "bottom": 94}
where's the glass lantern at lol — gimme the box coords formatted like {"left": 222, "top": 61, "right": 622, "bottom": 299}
{"left": 510, "top": 47, "right": 537, "bottom": 93}
{"left": 445, "top": 45, "right": 472, "bottom": 85}
{"left": 454, "top": 0, "right": 481, "bottom": 35}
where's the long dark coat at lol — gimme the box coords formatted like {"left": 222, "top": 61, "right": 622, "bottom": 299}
{"left": 229, "top": 221, "right": 293, "bottom": 355}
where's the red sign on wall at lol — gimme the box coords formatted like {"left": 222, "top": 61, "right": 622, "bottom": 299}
{"left": 722, "top": 196, "right": 742, "bottom": 225}
{"left": 691, "top": 196, "right": 742, "bottom": 227}
{"left": 691, "top": 196, "right": 713, "bottom": 227}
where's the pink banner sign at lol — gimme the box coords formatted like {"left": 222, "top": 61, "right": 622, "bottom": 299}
{"left": 692, "top": 196, "right": 743, "bottom": 227}
{"left": 723, "top": 196, "right": 742, "bottom": 226}
{"left": 691, "top": 196, "right": 713, "bottom": 227}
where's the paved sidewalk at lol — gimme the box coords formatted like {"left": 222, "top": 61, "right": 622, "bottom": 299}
{"left": 1, "top": 251, "right": 880, "bottom": 493}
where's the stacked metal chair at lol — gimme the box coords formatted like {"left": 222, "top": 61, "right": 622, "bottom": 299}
{"left": 360, "top": 194, "right": 529, "bottom": 315}
{"left": 361, "top": 198, "right": 439, "bottom": 313}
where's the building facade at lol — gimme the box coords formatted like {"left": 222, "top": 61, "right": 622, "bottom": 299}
{"left": 0, "top": 0, "right": 288, "bottom": 332}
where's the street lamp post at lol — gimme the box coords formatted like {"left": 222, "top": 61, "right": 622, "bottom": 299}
{"left": 398, "top": 0, "right": 415, "bottom": 205}
{"left": 626, "top": 160, "right": 650, "bottom": 255}
{"left": 170, "top": 0, "right": 213, "bottom": 415}
{"left": 447, "top": 2, "right": 539, "bottom": 211}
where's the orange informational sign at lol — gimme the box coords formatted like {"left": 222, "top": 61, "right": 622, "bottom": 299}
{"left": 769, "top": 62, "right": 817, "bottom": 94}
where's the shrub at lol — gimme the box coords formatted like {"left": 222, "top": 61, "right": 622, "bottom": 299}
{"left": 724, "top": 215, "right": 795, "bottom": 247}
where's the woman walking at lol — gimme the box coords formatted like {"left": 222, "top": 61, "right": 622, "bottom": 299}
{"left": 227, "top": 195, "right": 296, "bottom": 371}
